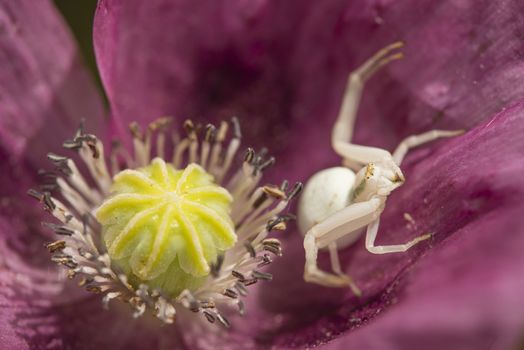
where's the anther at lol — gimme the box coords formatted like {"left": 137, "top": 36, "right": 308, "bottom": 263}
{"left": 199, "top": 300, "right": 216, "bottom": 309}
{"left": 211, "top": 254, "right": 225, "bottom": 277}
{"left": 244, "top": 148, "right": 255, "bottom": 163}
{"left": 257, "top": 156, "right": 275, "bottom": 173}
{"left": 45, "top": 240, "right": 66, "bottom": 253}
{"left": 205, "top": 124, "right": 216, "bottom": 142}
{"left": 252, "top": 270, "right": 273, "bottom": 281}
{"left": 287, "top": 182, "right": 303, "bottom": 201}
{"left": 242, "top": 278, "right": 258, "bottom": 286}
{"left": 42, "top": 222, "right": 74, "bottom": 236}
{"left": 257, "top": 254, "right": 273, "bottom": 268}
{"left": 224, "top": 288, "right": 238, "bottom": 299}
{"left": 244, "top": 242, "right": 256, "bottom": 258}
{"left": 263, "top": 185, "right": 286, "bottom": 199}
{"left": 216, "top": 313, "right": 231, "bottom": 328}
{"left": 232, "top": 270, "right": 246, "bottom": 281}
{"left": 183, "top": 119, "right": 196, "bottom": 140}
{"left": 129, "top": 122, "right": 143, "bottom": 139}
{"left": 267, "top": 217, "right": 287, "bottom": 231}
{"left": 203, "top": 310, "right": 216, "bottom": 323}
{"left": 262, "top": 238, "right": 282, "bottom": 256}
{"left": 47, "top": 153, "right": 72, "bottom": 175}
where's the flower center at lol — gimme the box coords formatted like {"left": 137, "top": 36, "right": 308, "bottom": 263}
{"left": 95, "top": 159, "right": 236, "bottom": 297}
{"left": 30, "top": 117, "right": 302, "bottom": 326}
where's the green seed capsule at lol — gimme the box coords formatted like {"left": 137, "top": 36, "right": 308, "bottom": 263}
{"left": 95, "top": 158, "right": 236, "bottom": 297}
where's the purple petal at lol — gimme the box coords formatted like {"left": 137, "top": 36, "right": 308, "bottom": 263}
{"left": 258, "top": 103, "right": 524, "bottom": 349}
{"left": 0, "top": 0, "right": 105, "bottom": 169}
{"left": 0, "top": 1, "right": 106, "bottom": 347}
{"left": 93, "top": 0, "right": 524, "bottom": 164}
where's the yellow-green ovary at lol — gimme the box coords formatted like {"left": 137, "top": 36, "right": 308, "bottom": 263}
{"left": 95, "top": 158, "right": 236, "bottom": 297}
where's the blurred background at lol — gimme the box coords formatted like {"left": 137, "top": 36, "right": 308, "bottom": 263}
{"left": 55, "top": 0, "right": 103, "bottom": 96}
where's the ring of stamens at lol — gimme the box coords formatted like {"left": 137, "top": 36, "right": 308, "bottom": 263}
{"left": 29, "top": 117, "right": 302, "bottom": 326}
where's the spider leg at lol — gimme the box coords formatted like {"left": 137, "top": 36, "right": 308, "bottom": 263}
{"left": 303, "top": 198, "right": 382, "bottom": 294}
{"left": 332, "top": 42, "right": 404, "bottom": 165}
{"left": 392, "top": 129, "right": 464, "bottom": 165}
{"left": 365, "top": 218, "right": 432, "bottom": 254}
{"left": 328, "top": 242, "right": 343, "bottom": 275}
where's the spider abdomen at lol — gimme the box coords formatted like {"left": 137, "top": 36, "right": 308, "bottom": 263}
{"left": 297, "top": 167, "right": 356, "bottom": 235}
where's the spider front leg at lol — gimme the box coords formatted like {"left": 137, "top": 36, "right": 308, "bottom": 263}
{"left": 303, "top": 198, "right": 383, "bottom": 295}
{"left": 365, "top": 218, "right": 432, "bottom": 254}
{"left": 332, "top": 42, "right": 404, "bottom": 166}
{"left": 392, "top": 129, "right": 464, "bottom": 165}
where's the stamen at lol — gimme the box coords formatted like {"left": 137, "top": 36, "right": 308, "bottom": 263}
{"left": 30, "top": 117, "right": 301, "bottom": 328}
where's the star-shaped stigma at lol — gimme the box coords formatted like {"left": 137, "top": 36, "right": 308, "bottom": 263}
{"left": 96, "top": 158, "right": 236, "bottom": 296}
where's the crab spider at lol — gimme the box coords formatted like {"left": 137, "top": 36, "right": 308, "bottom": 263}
{"left": 297, "top": 42, "right": 463, "bottom": 296}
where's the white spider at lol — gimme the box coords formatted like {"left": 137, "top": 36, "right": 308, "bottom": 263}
{"left": 297, "top": 42, "right": 463, "bottom": 296}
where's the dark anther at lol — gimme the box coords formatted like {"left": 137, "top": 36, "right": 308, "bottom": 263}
{"left": 27, "top": 189, "right": 44, "bottom": 201}
{"left": 51, "top": 255, "right": 77, "bottom": 268}
{"left": 267, "top": 214, "right": 296, "bottom": 231}
{"left": 63, "top": 139, "right": 82, "bottom": 150}
{"left": 244, "top": 148, "right": 255, "bottom": 163}
{"left": 232, "top": 270, "right": 246, "bottom": 282}
{"left": 262, "top": 238, "right": 282, "bottom": 256}
{"left": 242, "top": 278, "right": 258, "bottom": 286}
{"left": 203, "top": 310, "right": 216, "bottom": 323}
{"left": 280, "top": 180, "right": 289, "bottom": 192}
{"left": 47, "top": 153, "right": 68, "bottom": 163}
{"left": 42, "top": 192, "right": 56, "bottom": 211}
{"left": 252, "top": 270, "right": 273, "bottom": 281}
{"left": 47, "top": 153, "right": 72, "bottom": 175}
{"left": 42, "top": 222, "right": 74, "bottom": 236}
{"left": 231, "top": 117, "right": 241, "bottom": 139}
{"left": 244, "top": 242, "right": 256, "bottom": 258}
{"left": 257, "top": 254, "right": 273, "bottom": 268}
{"left": 210, "top": 254, "right": 224, "bottom": 277}
{"left": 258, "top": 156, "right": 275, "bottom": 173}
{"left": 216, "top": 313, "right": 231, "bottom": 328}
{"left": 224, "top": 288, "right": 238, "bottom": 299}
{"left": 287, "top": 182, "right": 303, "bottom": 201}
{"left": 86, "top": 139, "right": 100, "bottom": 159}
{"left": 205, "top": 124, "right": 216, "bottom": 142}
{"left": 266, "top": 217, "right": 286, "bottom": 232}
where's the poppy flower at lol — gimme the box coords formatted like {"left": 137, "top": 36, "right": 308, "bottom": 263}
{"left": 1, "top": 0, "right": 524, "bottom": 349}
